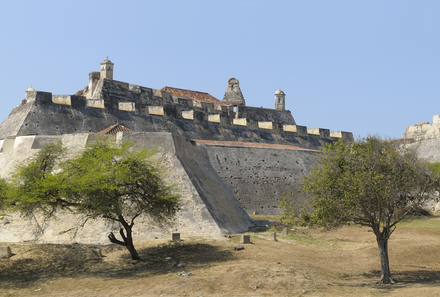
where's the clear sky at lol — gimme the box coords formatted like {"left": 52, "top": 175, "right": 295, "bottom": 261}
{"left": 1, "top": 0, "right": 439, "bottom": 139}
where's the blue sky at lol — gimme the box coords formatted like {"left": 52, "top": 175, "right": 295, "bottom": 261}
{"left": 1, "top": 0, "right": 439, "bottom": 139}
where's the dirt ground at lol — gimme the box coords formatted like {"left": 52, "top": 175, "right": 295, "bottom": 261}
{"left": 1, "top": 214, "right": 439, "bottom": 297}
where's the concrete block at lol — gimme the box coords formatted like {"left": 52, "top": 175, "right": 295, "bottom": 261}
{"left": 172, "top": 233, "right": 180, "bottom": 242}
{"left": 119, "top": 102, "right": 136, "bottom": 112}
{"left": 0, "top": 246, "right": 12, "bottom": 258}
{"left": 307, "top": 128, "right": 320, "bottom": 135}
{"left": 52, "top": 95, "right": 72, "bottom": 106}
{"left": 182, "top": 110, "right": 194, "bottom": 120}
{"left": 240, "top": 234, "right": 250, "bottom": 244}
{"left": 148, "top": 106, "right": 164, "bottom": 116}
{"left": 281, "top": 228, "right": 289, "bottom": 235}
{"left": 258, "top": 121, "right": 273, "bottom": 130}
{"left": 86, "top": 99, "right": 105, "bottom": 109}
{"left": 208, "top": 114, "right": 220, "bottom": 123}
{"left": 269, "top": 232, "right": 277, "bottom": 241}
{"left": 233, "top": 118, "right": 247, "bottom": 126}
{"left": 283, "top": 125, "right": 297, "bottom": 132}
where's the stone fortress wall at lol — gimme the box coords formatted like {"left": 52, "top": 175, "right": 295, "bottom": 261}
{"left": 401, "top": 114, "right": 440, "bottom": 141}
{"left": 0, "top": 58, "right": 353, "bottom": 148}
{"left": 0, "top": 132, "right": 254, "bottom": 243}
{"left": 0, "top": 58, "right": 355, "bottom": 243}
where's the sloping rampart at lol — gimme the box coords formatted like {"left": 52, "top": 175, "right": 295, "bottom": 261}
{"left": 0, "top": 132, "right": 254, "bottom": 244}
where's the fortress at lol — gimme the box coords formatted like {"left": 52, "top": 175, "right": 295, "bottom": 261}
{"left": 0, "top": 58, "right": 353, "bottom": 244}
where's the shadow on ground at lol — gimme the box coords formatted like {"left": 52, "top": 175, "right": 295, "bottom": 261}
{"left": 0, "top": 241, "right": 234, "bottom": 288}
{"left": 336, "top": 268, "right": 440, "bottom": 291}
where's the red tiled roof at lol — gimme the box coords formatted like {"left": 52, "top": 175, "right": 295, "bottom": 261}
{"left": 97, "top": 124, "right": 133, "bottom": 135}
{"left": 161, "top": 86, "right": 226, "bottom": 105}
{"left": 191, "top": 139, "right": 320, "bottom": 152}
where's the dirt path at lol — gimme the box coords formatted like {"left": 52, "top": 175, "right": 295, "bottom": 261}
{"left": 1, "top": 216, "right": 439, "bottom": 296}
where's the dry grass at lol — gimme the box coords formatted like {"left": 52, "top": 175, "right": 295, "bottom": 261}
{"left": 1, "top": 213, "right": 440, "bottom": 296}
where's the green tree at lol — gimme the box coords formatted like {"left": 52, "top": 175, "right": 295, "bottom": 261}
{"left": 287, "top": 137, "right": 439, "bottom": 283}
{"left": 10, "top": 141, "right": 180, "bottom": 260}
{"left": 0, "top": 178, "right": 10, "bottom": 214}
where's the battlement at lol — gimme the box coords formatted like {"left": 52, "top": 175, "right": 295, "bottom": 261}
{"left": 15, "top": 80, "right": 353, "bottom": 146}
{"left": 401, "top": 114, "right": 440, "bottom": 141}
{"left": 0, "top": 59, "right": 353, "bottom": 150}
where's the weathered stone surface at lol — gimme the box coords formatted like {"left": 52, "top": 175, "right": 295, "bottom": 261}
{"left": 281, "top": 228, "right": 289, "bottom": 235}
{"left": 0, "top": 132, "right": 254, "bottom": 244}
{"left": 223, "top": 78, "right": 245, "bottom": 106}
{"left": 269, "top": 232, "right": 277, "bottom": 241}
{"left": 207, "top": 145, "right": 316, "bottom": 215}
{"left": 236, "top": 105, "right": 295, "bottom": 125}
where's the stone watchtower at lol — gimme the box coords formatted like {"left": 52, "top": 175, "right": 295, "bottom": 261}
{"left": 100, "top": 57, "right": 114, "bottom": 80}
{"left": 222, "top": 78, "right": 245, "bottom": 106}
{"left": 274, "top": 88, "right": 285, "bottom": 111}
{"left": 87, "top": 58, "right": 114, "bottom": 99}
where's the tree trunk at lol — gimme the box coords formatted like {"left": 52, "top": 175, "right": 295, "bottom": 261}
{"left": 108, "top": 225, "right": 140, "bottom": 260}
{"left": 376, "top": 236, "right": 394, "bottom": 284}
{"left": 124, "top": 226, "right": 140, "bottom": 260}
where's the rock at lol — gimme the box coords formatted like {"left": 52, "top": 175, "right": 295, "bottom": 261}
{"left": 224, "top": 249, "right": 230, "bottom": 253}
{"left": 249, "top": 286, "right": 259, "bottom": 290}
{"left": 0, "top": 246, "right": 12, "bottom": 258}
{"left": 234, "top": 245, "right": 244, "bottom": 251}
{"left": 281, "top": 228, "right": 289, "bottom": 235}
{"left": 269, "top": 232, "right": 277, "bottom": 241}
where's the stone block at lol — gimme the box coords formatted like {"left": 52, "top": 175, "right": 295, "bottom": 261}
{"left": 148, "top": 106, "right": 164, "bottom": 116}
{"left": 0, "top": 246, "right": 12, "bottom": 258}
{"left": 281, "top": 228, "right": 289, "bottom": 235}
{"left": 208, "top": 114, "right": 220, "bottom": 123}
{"left": 258, "top": 121, "right": 273, "bottom": 130}
{"left": 269, "top": 232, "right": 277, "bottom": 241}
{"left": 172, "top": 233, "right": 180, "bottom": 242}
{"left": 240, "top": 234, "right": 250, "bottom": 244}
{"left": 330, "top": 131, "right": 342, "bottom": 138}
{"left": 119, "top": 102, "right": 136, "bottom": 112}
{"left": 86, "top": 99, "right": 105, "bottom": 109}
{"left": 233, "top": 118, "right": 247, "bottom": 126}
{"left": 182, "top": 110, "right": 194, "bottom": 120}
{"left": 283, "top": 125, "right": 297, "bottom": 132}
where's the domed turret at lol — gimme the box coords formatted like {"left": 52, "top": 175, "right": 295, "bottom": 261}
{"left": 274, "top": 88, "right": 286, "bottom": 110}
{"left": 275, "top": 88, "right": 285, "bottom": 95}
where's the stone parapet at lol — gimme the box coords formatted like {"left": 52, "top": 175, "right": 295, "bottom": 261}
{"left": 0, "top": 78, "right": 352, "bottom": 150}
